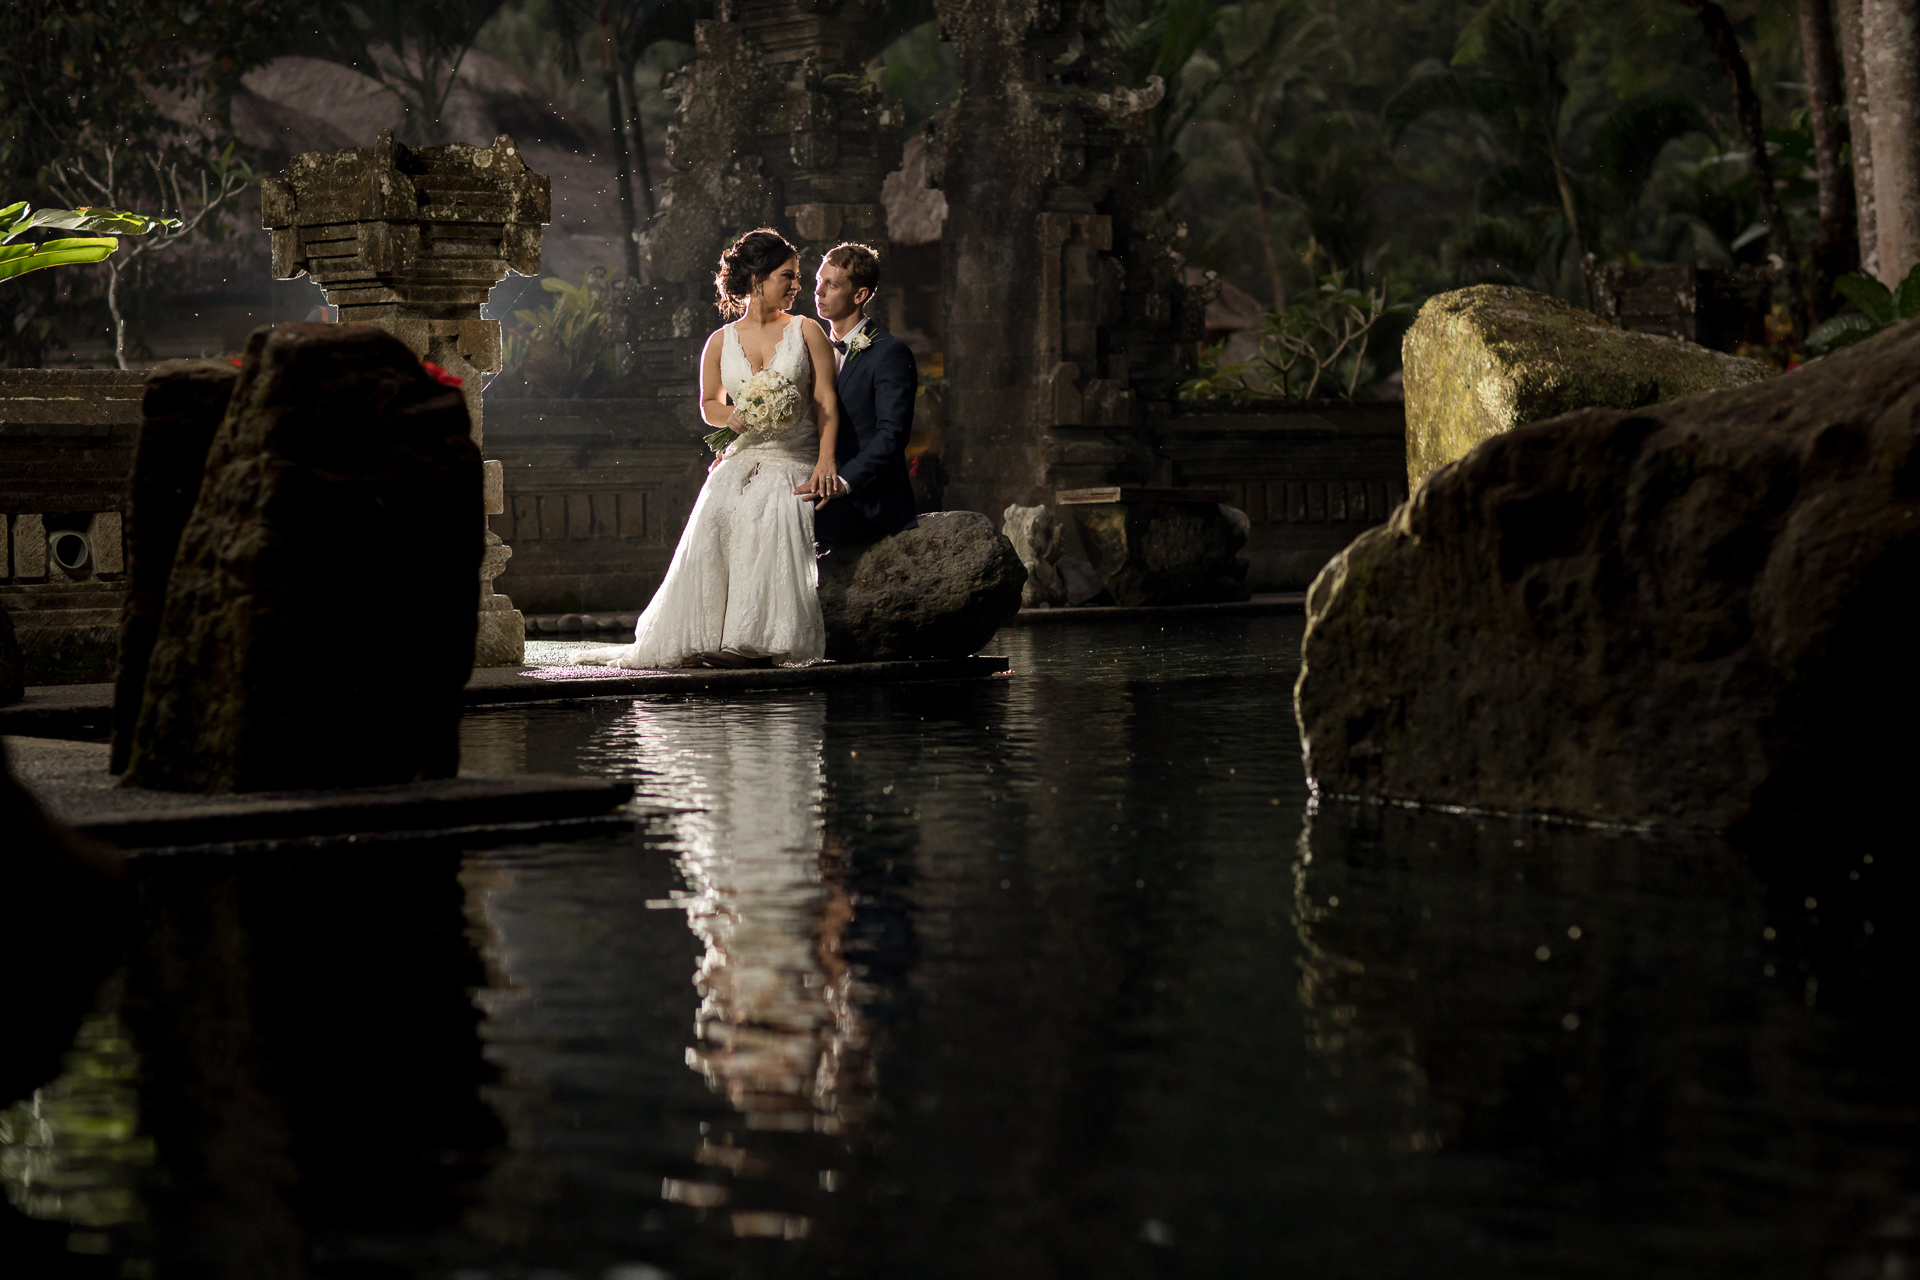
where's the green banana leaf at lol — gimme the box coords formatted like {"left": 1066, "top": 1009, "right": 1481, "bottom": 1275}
{"left": 2, "top": 201, "right": 180, "bottom": 245}
{"left": 0, "top": 236, "right": 121, "bottom": 282}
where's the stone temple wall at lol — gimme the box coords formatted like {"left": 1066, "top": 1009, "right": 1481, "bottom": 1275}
{"left": 928, "top": 0, "right": 1212, "bottom": 522}
{"left": 484, "top": 398, "right": 709, "bottom": 615}
{"left": 602, "top": 1, "right": 906, "bottom": 396}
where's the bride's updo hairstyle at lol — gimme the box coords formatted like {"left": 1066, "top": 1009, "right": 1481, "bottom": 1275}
{"left": 715, "top": 228, "right": 798, "bottom": 318}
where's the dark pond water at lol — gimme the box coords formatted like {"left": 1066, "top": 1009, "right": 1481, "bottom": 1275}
{"left": 7, "top": 618, "right": 1919, "bottom": 1278}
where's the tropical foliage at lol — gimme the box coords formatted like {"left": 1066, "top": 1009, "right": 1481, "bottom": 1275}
{"left": 875, "top": 0, "right": 1841, "bottom": 394}
{"left": 1170, "top": 0, "right": 1821, "bottom": 309}
{"left": 0, "top": 0, "right": 1886, "bottom": 376}
{"left": 497, "top": 272, "right": 621, "bottom": 399}
{"left": 1806, "top": 267, "right": 1920, "bottom": 354}
{"left": 0, "top": 202, "right": 179, "bottom": 283}
{"left": 1182, "top": 272, "right": 1412, "bottom": 402}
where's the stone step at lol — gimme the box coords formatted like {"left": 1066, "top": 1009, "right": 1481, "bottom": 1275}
{"left": 12, "top": 609, "right": 120, "bottom": 629}
{"left": 2, "top": 584, "right": 128, "bottom": 613}
{"left": 523, "top": 612, "right": 639, "bottom": 635}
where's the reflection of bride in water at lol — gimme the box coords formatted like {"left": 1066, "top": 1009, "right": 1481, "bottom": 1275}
{"left": 628, "top": 698, "right": 874, "bottom": 1139}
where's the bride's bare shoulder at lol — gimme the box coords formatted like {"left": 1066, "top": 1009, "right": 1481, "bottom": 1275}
{"left": 797, "top": 316, "right": 836, "bottom": 351}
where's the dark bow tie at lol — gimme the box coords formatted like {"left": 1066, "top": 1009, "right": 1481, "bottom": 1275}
{"left": 831, "top": 338, "right": 847, "bottom": 353}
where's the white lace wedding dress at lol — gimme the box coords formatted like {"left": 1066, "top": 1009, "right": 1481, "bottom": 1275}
{"left": 567, "top": 317, "right": 826, "bottom": 669}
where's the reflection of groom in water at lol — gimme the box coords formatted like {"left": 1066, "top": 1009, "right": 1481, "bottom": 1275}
{"left": 803, "top": 242, "right": 919, "bottom": 549}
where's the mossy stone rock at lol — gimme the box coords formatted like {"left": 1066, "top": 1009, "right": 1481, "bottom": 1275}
{"left": 111, "top": 358, "right": 238, "bottom": 773}
{"left": 124, "top": 323, "right": 481, "bottom": 793}
{"left": 1402, "top": 284, "right": 1772, "bottom": 488}
{"left": 1296, "top": 318, "right": 1920, "bottom": 833}
{"left": 1067, "top": 501, "right": 1252, "bottom": 607}
{"left": 817, "top": 511, "right": 1025, "bottom": 661}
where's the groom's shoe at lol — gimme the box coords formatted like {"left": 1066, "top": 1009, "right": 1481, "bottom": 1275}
{"left": 693, "top": 650, "right": 775, "bottom": 669}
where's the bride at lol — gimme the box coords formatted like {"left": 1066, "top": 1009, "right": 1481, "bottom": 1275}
{"left": 569, "top": 228, "right": 844, "bottom": 670}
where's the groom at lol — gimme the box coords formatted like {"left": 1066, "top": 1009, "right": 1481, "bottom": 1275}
{"left": 803, "top": 242, "right": 918, "bottom": 549}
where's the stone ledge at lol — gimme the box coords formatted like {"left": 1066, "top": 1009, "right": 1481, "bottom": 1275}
{"left": 1008, "top": 593, "right": 1304, "bottom": 624}
{"left": 7, "top": 736, "right": 633, "bottom": 852}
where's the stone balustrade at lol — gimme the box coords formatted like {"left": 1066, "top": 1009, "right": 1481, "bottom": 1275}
{"left": 0, "top": 369, "right": 144, "bottom": 682}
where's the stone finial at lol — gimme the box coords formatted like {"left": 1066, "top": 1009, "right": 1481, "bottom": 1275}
{"left": 261, "top": 131, "right": 551, "bottom": 441}
{"left": 261, "top": 131, "right": 549, "bottom": 316}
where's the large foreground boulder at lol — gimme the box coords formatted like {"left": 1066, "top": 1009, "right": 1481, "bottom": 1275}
{"left": 1296, "top": 319, "right": 1920, "bottom": 833}
{"left": 111, "top": 358, "right": 238, "bottom": 773}
{"left": 1403, "top": 285, "right": 1771, "bottom": 488}
{"left": 124, "top": 323, "right": 481, "bottom": 792}
{"left": 818, "top": 511, "right": 1025, "bottom": 661}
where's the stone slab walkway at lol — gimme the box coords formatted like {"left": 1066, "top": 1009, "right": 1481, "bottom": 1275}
{"left": 0, "top": 654, "right": 1014, "bottom": 742}
{"left": 7, "top": 736, "right": 634, "bottom": 853}
{"left": 467, "top": 652, "right": 1011, "bottom": 705}
{"left": 523, "top": 595, "right": 1307, "bottom": 637}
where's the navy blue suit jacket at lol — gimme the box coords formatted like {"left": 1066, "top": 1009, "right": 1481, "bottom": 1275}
{"left": 826, "top": 320, "right": 918, "bottom": 542}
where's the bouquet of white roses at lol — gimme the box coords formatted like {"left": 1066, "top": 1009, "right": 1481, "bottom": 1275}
{"left": 704, "top": 367, "right": 801, "bottom": 457}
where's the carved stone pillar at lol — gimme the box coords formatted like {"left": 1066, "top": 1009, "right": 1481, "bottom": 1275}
{"left": 606, "top": 4, "right": 902, "bottom": 403}
{"left": 261, "top": 131, "right": 551, "bottom": 666}
{"left": 927, "top": 0, "right": 1210, "bottom": 521}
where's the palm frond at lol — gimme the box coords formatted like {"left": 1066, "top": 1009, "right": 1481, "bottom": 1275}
{"left": 1592, "top": 95, "right": 1708, "bottom": 203}
{"left": 1384, "top": 63, "right": 1470, "bottom": 140}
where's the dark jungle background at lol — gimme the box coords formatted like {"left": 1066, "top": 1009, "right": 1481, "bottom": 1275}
{"left": 0, "top": 0, "right": 1867, "bottom": 373}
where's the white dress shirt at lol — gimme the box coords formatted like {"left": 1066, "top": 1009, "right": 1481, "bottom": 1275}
{"left": 832, "top": 316, "right": 871, "bottom": 373}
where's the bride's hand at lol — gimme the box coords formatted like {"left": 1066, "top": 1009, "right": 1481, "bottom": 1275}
{"left": 796, "top": 459, "right": 845, "bottom": 508}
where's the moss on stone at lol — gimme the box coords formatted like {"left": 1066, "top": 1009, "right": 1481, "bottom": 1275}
{"left": 1402, "top": 284, "right": 1773, "bottom": 488}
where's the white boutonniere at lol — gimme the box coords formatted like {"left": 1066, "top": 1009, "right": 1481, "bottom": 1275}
{"left": 843, "top": 325, "right": 874, "bottom": 362}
